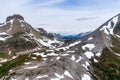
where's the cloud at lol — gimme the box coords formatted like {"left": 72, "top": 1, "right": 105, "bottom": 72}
{"left": 76, "top": 17, "right": 98, "bottom": 21}
{"left": 0, "top": 0, "right": 120, "bottom": 34}
{"left": 29, "top": 0, "right": 65, "bottom": 7}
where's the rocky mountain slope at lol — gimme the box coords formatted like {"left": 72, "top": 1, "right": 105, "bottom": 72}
{"left": 0, "top": 14, "right": 120, "bottom": 80}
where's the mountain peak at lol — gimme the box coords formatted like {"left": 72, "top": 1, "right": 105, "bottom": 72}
{"left": 6, "top": 14, "right": 24, "bottom": 22}
{"left": 99, "top": 14, "right": 120, "bottom": 35}
{"left": 116, "top": 13, "right": 120, "bottom": 16}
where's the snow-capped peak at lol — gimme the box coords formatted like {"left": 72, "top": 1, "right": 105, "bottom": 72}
{"left": 100, "top": 15, "right": 119, "bottom": 35}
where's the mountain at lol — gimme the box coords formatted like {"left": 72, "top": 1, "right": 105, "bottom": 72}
{"left": 51, "top": 32, "right": 91, "bottom": 40}
{"left": 0, "top": 14, "right": 120, "bottom": 80}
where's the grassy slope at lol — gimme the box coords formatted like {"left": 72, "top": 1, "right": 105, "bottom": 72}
{"left": 91, "top": 22, "right": 120, "bottom": 80}
{"left": 92, "top": 48, "right": 120, "bottom": 80}
{"left": 91, "top": 34, "right": 120, "bottom": 80}
{"left": 0, "top": 54, "right": 43, "bottom": 78}
{"left": 113, "top": 22, "right": 120, "bottom": 35}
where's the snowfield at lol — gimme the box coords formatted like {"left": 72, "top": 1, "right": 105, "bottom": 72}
{"left": 100, "top": 16, "right": 118, "bottom": 35}
{"left": 56, "top": 41, "right": 81, "bottom": 51}
{"left": 88, "top": 37, "right": 93, "bottom": 40}
{"left": 24, "top": 66, "right": 38, "bottom": 69}
{"left": 64, "top": 71, "right": 73, "bottom": 79}
{"left": 95, "top": 52, "right": 101, "bottom": 57}
{"left": 82, "top": 74, "right": 91, "bottom": 80}
{"left": 84, "top": 51, "right": 94, "bottom": 59}
{"left": 36, "top": 75, "right": 48, "bottom": 79}
{"left": 82, "top": 44, "right": 95, "bottom": 51}
{"left": 76, "top": 56, "right": 82, "bottom": 63}
{"left": 71, "top": 55, "right": 75, "bottom": 61}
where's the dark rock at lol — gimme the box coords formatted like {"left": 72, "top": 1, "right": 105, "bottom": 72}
{"left": 37, "top": 28, "right": 47, "bottom": 34}
{"left": 6, "top": 14, "right": 24, "bottom": 22}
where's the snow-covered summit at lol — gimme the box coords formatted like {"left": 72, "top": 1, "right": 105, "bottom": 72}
{"left": 100, "top": 14, "right": 120, "bottom": 35}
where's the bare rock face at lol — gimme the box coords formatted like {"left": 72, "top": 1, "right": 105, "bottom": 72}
{"left": 6, "top": 14, "right": 24, "bottom": 22}
{"left": 7, "top": 19, "right": 25, "bottom": 35}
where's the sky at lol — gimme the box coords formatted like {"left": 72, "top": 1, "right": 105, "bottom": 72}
{"left": 0, "top": 0, "right": 120, "bottom": 35}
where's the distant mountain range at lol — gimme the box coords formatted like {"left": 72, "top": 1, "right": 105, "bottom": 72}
{"left": 51, "top": 32, "right": 91, "bottom": 40}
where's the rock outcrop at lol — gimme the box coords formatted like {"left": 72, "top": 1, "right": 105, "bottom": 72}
{"left": 6, "top": 14, "right": 24, "bottom": 22}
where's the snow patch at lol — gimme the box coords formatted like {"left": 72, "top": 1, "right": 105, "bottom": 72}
{"left": 39, "top": 52, "right": 47, "bottom": 58}
{"left": 100, "top": 16, "right": 118, "bottom": 35}
{"left": 94, "top": 59, "right": 98, "bottom": 63}
{"left": 114, "top": 53, "right": 120, "bottom": 56}
{"left": 76, "top": 56, "right": 82, "bottom": 63}
{"left": 116, "top": 34, "right": 120, "bottom": 38}
{"left": 56, "top": 57, "right": 60, "bottom": 60}
{"left": 46, "top": 50, "right": 54, "bottom": 52}
{"left": 11, "top": 78, "right": 17, "bottom": 80}
{"left": 88, "top": 37, "right": 93, "bottom": 40}
{"left": 31, "top": 57, "right": 37, "bottom": 60}
{"left": 64, "top": 71, "right": 73, "bottom": 79}
{"left": 82, "top": 44, "right": 95, "bottom": 50}
{"left": 48, "top": 39, "right": 63, "bottom": 45}
{"left": 34, "top": 38, "right": 55, "bottom": 49}
{"left": 33, "top": 52, "right": 48, "bottom": 58}
{"left": 112, "top": 16, "right": 118, "bottom": 25}
{"left": 82, "top": 61, "right": 90, "bottom": 70}
{"left": 25, "top": 78, "right": 29, "bottom": 80}
{"left": 24, "top": 66, "right": 38, "bottom": 69}
{"left": 66, "top": 50, "right": 75, "bottom": 53}
{"left": 12, "top": 56, "right": 17, "bottom": 59}
{"left": 33, "top": 52, "right": 41, "bottom": 56}
{"left": 39, "top": 39, "right": 55, "bottom": 48}
{"left": 24, "top": 62, "right": 31, "bottom": 65}
{"left": 9, "top": 19, "right": 14, "bottom": 25}
{"left": 100, "top": 22, "right": 111, "bottom": 34}
{"left": 9, "top": 69, "right": 13, "bottom": 73}
{"left": 36, "top": 75, "right": 48, "bottom": 79}
{"left": 54, "top": 73, "right": 64, "bottom": 79}
{"left": 0, "top": 37, "right": 5, "bottom": 41}
{"left": 43, "top": 58, "right": 47, "bottom": 61}
{"left": 84, "top": 51, "right": 94, "bottom": 59}
{"left": 7, "top": 20, "right": 14, "bottom": 32}
{"left": 82, "top": 74, "right": 91, "bottom": 80}
{"left": 61, "top": 53, "right": 69, "bottom": 56}
{"left": 56, "top": 41, "right": 81, "bottom": 51}
{"left": 69, "top": 41, "right": 81, "bottom": 47}
{"left": 0, "top": 59, "right": 7, "bottom": 63}
{"left": 0, "top": 32, "right": 8, "bottom": 35}
{"left": 33, "top": 52, "right": 58, "bottom": 58}
{"left": 0, "top": 32, "right": 9, "bottom": 41}
{"left": 47, "top": 53, "right": 58, "bottom": 56}
{"left": 0, "top": 22, "right": 7, "bottom": 27}
{"left": 71, "top": 55, "right": 75, "bottom": 61}
{"left": 19, "top": 20, "right": 25, "bottom": 27}
{"left": 95, "top": 52, "right": 101, "bottom": 57}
